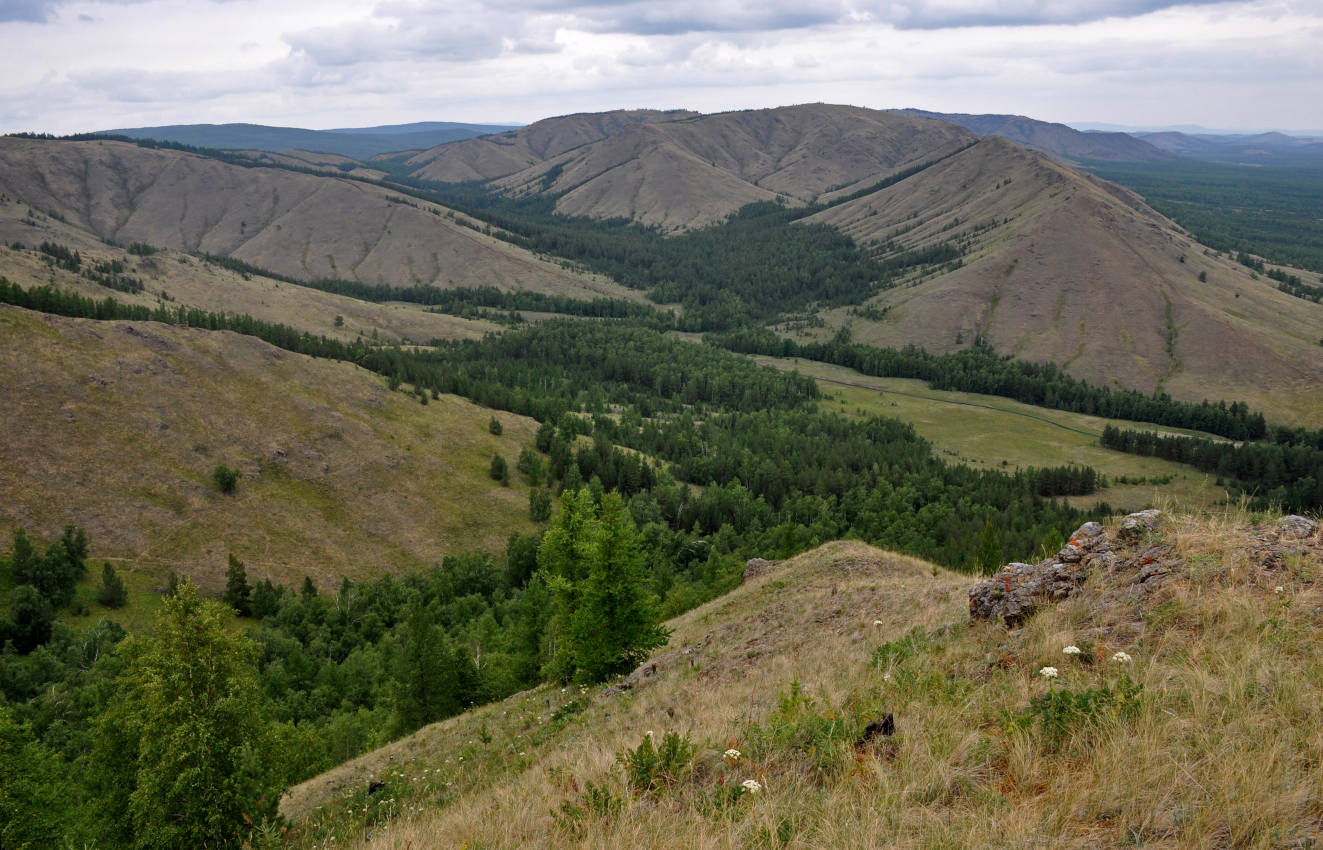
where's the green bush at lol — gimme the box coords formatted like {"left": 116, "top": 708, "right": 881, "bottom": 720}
{"left": 1016, "top": 675, "right": 1144, "bottom": 750}
{"left": 212, "top": 464, "right": 239, "bottom": 493}
{"left": 619, "top": 730, "right": 695, "bottom": 794}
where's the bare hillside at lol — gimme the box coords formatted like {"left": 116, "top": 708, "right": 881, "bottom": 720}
{"left": 806, "top": 137, "right": 1323, "bottom": 420}
{"left": 0, "top": 305, "right": 539, "bottom": 592}
{"left": 410, "top": 104, "right": 975, "bottom": 230}
{"left": 401, "top": 109, "right": 699, "bottom": 182}
{"left": 0, "top": 137, "right": 609, "bottom": 294}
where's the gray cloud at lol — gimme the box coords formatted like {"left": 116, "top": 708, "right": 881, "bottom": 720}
{"left": 470, "top": 0, "right": 1232, "bottom": 36}
{"left": 0, "top": 0, "right": 57, "bottom": 22}
{"left": 869, "top": 0, "right": 1234, "bottom": 30}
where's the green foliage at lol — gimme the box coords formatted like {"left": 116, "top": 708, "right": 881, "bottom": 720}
{"left": 1102, "top": 424, "right": 1323, "bottom": 512}
{"left": 488, "top": 415, "right": 503, "bottom": 435}
{"left": 213, "top": 463, "right": 239, "bottom": 493}
{"left": 489, "top": 453, "right": 508, "bottom": 483}
{"left": 517, "top": 446, "right": 545, "bottom": 486}
{"left": 619, "top": 730, "right": 696, "bottom": 794}
{"left": 1015, "top": 675, "right": 1144, "bottom": 751}
{"left": 529, "top": 487, "right": 552, "bottom": 522}
{"left": 0, "top": 704, "right": 78, "bottom": 849}
{"left": 89, "top": 582, "right": 283, "bottom": 849}
{"left": 6, "top": 585, "right": 54, "bottom": 655}
{"left": 539, "top": 491, "right": 668, "bottom": 683}
{"left": 745, "top": 680, "right": 880, "bottom": 779}
{"left": 97, "top": 562, "right": 128, "bottom": 609}
{"left": 710, "top": 326, "right": 1268, "bottom": 441}
{"left": 552, "top": 780, "right": 622, "bottom": 836}
{"left": 974, "top": 516, "right": 1003, "bottom": 574}
{"left": 223, "top": 554, "right": 252, "bottom": 617}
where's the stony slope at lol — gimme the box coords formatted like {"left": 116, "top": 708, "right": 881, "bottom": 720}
{"left": 0, "top": 305, "right": 539, "bottom": 592}
{"left": 283, "top": 511, "right": 1323, "bottom": 849}
{"left": 0, "top": 137, "right": 615, "bottom": 295}
{"left": 805, "top": 137, "right": 1323, "bottom": 420}
{"left": 409, "top": 104, "right": 976, "bottom": 230}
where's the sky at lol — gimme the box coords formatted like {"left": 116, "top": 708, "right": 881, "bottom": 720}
{"left": 1, "top": 0, "right": 1320, "bottom": 135}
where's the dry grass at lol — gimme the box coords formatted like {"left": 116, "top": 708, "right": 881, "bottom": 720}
{"left": 0, "top": 306, "right": 540, "bottom": 593}
{"left": 285, "top": 511, "right": 1323, "bottom": 849}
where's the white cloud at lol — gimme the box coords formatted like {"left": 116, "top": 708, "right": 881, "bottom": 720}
{"left": 1, "top": 0, "right": 1320, "bottom": 133}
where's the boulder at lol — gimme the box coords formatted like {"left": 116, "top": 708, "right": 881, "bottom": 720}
{"left": 1277, "top": 515, "right": 1319, "bottom": 539}
{"left": 1119, "top": 509, "right": 1164, "bottom": 542}
{"left": 743, "top": 558, "right": 780, "bottom": 582}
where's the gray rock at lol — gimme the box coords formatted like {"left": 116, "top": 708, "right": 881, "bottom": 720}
{"left": 968, "top": 557, "right": 1089, "bottom": 626}
{"left": 743, "top": 558, "right": 780, "bottom": 582}
{"left": 1120, "top": 509, "right": 1165, "bottom": 542}
{"left": 1278, "top": 515, "right": 1319, "bottom": 539}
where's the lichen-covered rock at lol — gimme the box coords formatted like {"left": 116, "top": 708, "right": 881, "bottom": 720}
{"left": 969, "top": 521, "right": 1113, "bottom": 625}
{"left": 1277, "top": 515, "right": 1319, "bottom": 539}
{"left": 967, "top": 556, "right": 1091, "bottom": 626}
{"left": 1119, "top": 509, "right": 1165, "bottom": 542}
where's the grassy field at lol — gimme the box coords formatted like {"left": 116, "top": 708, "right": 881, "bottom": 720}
{"left": 751, "top": 355, "right": 1229, "bottom": 512}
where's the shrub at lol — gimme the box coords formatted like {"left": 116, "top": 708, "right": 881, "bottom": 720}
{"left": 212, "top": 464, "right": 238, "bottom": 493}
{"left": 489, "top": 416, "right": 503, "bottom": 435}
{"left": 1015, "top": 675, "right": 1144, "bottom": 750}
{"left": 620, "top": 730, "right": 696, "bottom": 794}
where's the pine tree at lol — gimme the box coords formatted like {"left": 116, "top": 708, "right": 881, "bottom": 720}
{"left": 97, "top": 562, "right": 128, "bottom": 609}
{"left": 538, "top": 491, "right": 667, "bottom": 683}
{"left": 974, "top": 516, "right": 1003, "bottom": 574}
{"left": 223, "top": 554, "right": 252, "bottom": 617}
{"left": 390, "top": 595, "right": 458, "bottom": 735}
{"left": 569, "top": 492, "right": 668, "bottom": 682}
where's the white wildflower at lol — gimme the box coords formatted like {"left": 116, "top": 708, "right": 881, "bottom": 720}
{"left": 646, "top": 730, "right": 655, "bottom": 738}
{"left": 873, "top": 620, "right": 884, "bottom": 626}
{"left": 1039, "top": 666, "right": 1059, "bottom": 679}
{"left": 1275, "top": 586, "right": 1285, "bottom": 593}
{"left": 1062, "top": 645, "right": 1081, "bottom": 656}
{"left": 723, "top": 748, "right": 741, "bottom": 762}
{"left": 741, "top": 779, "right": 762, "bottom": 794}
{"left": 1111, "top": 651, "right": 1132, "bottom": 664}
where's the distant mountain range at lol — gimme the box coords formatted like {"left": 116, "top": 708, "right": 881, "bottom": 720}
{"left": 96, "top": 121, "right": 522, "bottom": 160}
{"left": 896, "top": 109, "right": 1172, "bottom": 163}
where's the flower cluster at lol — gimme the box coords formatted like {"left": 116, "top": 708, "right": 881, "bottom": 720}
{"left": 723, "top": 748, "right": 741, "bottom": 762}
{"left": 741, "top": 779, "right": 763, "bottom": 794}
{"left": 1039, "top": 666, "right": 1059, "bottom": 679}
{"left": 1111, "top": 651, "right": 1132, "bottom": 664}
{"left": 1062, "top": 645, "right": 1081, "bottom": 656}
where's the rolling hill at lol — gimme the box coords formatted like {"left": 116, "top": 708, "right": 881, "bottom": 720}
{"left": 406, "top": 104, "right": 975, "bottom": 230}
{"left": 0, "top": 136, "right": 625, "bottom": 297}
{"left": 803, "top": 136, "right": 1323, "bottom": 420}
{"left": 0, "top": 305, "right": 539, "bottom": 592}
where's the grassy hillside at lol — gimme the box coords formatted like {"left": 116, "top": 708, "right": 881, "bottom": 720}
{"left": 283, "top": 509, "right": 1323, "bottom": 848}
{"left": 0, "top": 306, "right": 540, "bottom": 592}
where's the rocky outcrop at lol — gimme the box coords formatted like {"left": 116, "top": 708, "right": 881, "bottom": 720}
{"left": 968, "top": 516, "right": 1131, "bottom": 626}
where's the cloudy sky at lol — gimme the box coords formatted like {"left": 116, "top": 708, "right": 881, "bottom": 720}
{"left": 1, "top": 0, "right": 1320, "bottom": 134}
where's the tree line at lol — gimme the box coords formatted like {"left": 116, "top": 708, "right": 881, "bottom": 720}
{"left": 1100, "top": 425, "right": 1323, "bottom": 512}
{"left": 708, "top": 326, "right": 1270, "bottom": 440}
